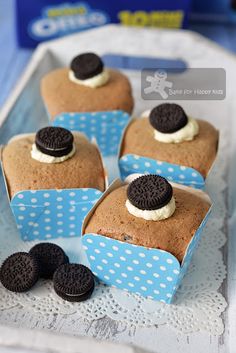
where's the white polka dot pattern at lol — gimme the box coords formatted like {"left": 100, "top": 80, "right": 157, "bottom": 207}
{"left": 83, "top": 205, "right": 211, "bottom": 303}
{"left": 83, "top": 234, "right": 181, "bottom": 303}
{"left": 53, "top": 111, "right": 130, "bottom": 157}
{"left": 11, "top": 189, "right": 103, "bottom": 241}
{"left": 119, "top": 154, "right": 205, "bottom": 189}
{"left": 177, "top": 210, "right": 212, "bottom": 286}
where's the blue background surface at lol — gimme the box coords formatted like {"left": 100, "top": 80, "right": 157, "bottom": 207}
{"left": 1, "top": 0, "right": 236, "bottom": 115}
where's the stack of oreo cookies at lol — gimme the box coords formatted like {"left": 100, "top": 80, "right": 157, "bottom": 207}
{"left": 0, "top": 243, "right": 95, "bottom": 302}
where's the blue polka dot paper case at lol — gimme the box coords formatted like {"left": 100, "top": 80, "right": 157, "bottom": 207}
{"left": 11, "top": 189, "right": 103, "bottom": 241}
{"left": 53, "top": 111, "right": 130, "bottom": 157}
{"left": 118, "top": 121, "right": 218, "bottom": 190}
{"left": 0, "top": 148, "right": 104, "bottom": 241}
{"left": 82, "top": 180, "right": 212, "bottom": 304}
{"left": 119, "top": 155, "right": 205, "bottom": 189}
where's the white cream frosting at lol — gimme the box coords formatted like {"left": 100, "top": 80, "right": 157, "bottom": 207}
{"left": 154, "top": 117, "right": 199, "bottom": 143}
{"left": 69, "top": 69, "right": 109, "bottom": 88}
{"left": 125, "top": 196, "right": 176, "bottom": 221}
{"left": 31, "top": 143, "right": 76, "bottom": 164}
{"left": 142, "top": 110, "right": 199, "bottom": 143}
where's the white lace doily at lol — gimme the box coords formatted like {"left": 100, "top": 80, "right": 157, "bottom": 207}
{"left": 0, "top": 134, "right": 227, "bottom": 335}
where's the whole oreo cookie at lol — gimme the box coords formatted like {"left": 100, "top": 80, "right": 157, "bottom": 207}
{"left": 149, "top": 103, "right": 188, "bottom": 133}
{"left": 29, "top": 243, "right": 69, "bottom": 279}
{"left": 127, "top": 175, "right": 173, "bottom": 210}
{"left": 35, "top": 127, "right": 74, "bottom": 157}
{"left": 0, "top": 252, "right": 39, "bottom": 292}
{"left": 53, "top": 264, "right": 95, "bottom": 302}
{"left": 70, "top": 53, "right": 104, "bottom": 80}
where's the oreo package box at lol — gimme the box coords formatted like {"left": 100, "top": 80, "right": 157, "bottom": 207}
{"left": 119, "top": 105, "right": 219, "bottom": 190}
{"left": 82, "top": 178, "right": 212, "bottom": 303}
{"left": 191, "top": 0, "right": 236, "bottom": 24}
{"left": 16, "top": 0, "right": 191, "bottom": 48}
{"left": 0, "top": 129, "right": 107, "bottom": 242}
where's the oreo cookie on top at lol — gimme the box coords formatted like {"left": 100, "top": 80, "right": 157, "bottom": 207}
{"left": 149, "top": 103, "right": 188, "bottom": 134}
{"left": 35, "top": 127, "right": 74, "bottom": 157}
{"left": 70, "top": 53, "right": 104, "bottom": 80}
{"left": 127, "top": 175, "right": 173, "bottom": 210}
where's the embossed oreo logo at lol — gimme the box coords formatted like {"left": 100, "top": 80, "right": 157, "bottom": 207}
{"left": 29, "top": 3, "right": 109, "bottom": 40}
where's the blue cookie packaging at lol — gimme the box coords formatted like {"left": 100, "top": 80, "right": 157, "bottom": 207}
{"left": 15, "top": 0, "right": 191, "bottom": 48}
{"left": 191, "top": 0, "right": 236, "bottom": 24}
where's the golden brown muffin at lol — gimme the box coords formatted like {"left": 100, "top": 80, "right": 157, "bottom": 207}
{"left": 2, "top": 132, "right": 105, "bottom": 198}
{"left": 121, "top": 118, "right": 219, "bottom": 178}
{"left": 84, "top": 185, "right": 210, "bottom": 263}
{"left": 41, "top": 68, "right": 134, "bottom": 119}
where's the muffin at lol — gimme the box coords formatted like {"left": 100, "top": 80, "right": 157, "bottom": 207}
{"left": 2, "top": 127, "right": 105, "bottom": 198}
{"left": 120, "top": 103, "right": 218, "bottom": 179}
{"left": 84, "top": 175, "right": 210, "bottom": 263}
{"left": 41, "top": 52, "right": 134, "bottom": 119}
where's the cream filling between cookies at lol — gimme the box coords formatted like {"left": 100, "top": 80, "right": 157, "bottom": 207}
{"left": 125, "top": 196, "right": 176, "bottom": 221}
{"left": 69, "top": 69, "right": 110, "bottom": 88}
{"left": 31, "top": 143, "right": 76, "bottom": 164}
